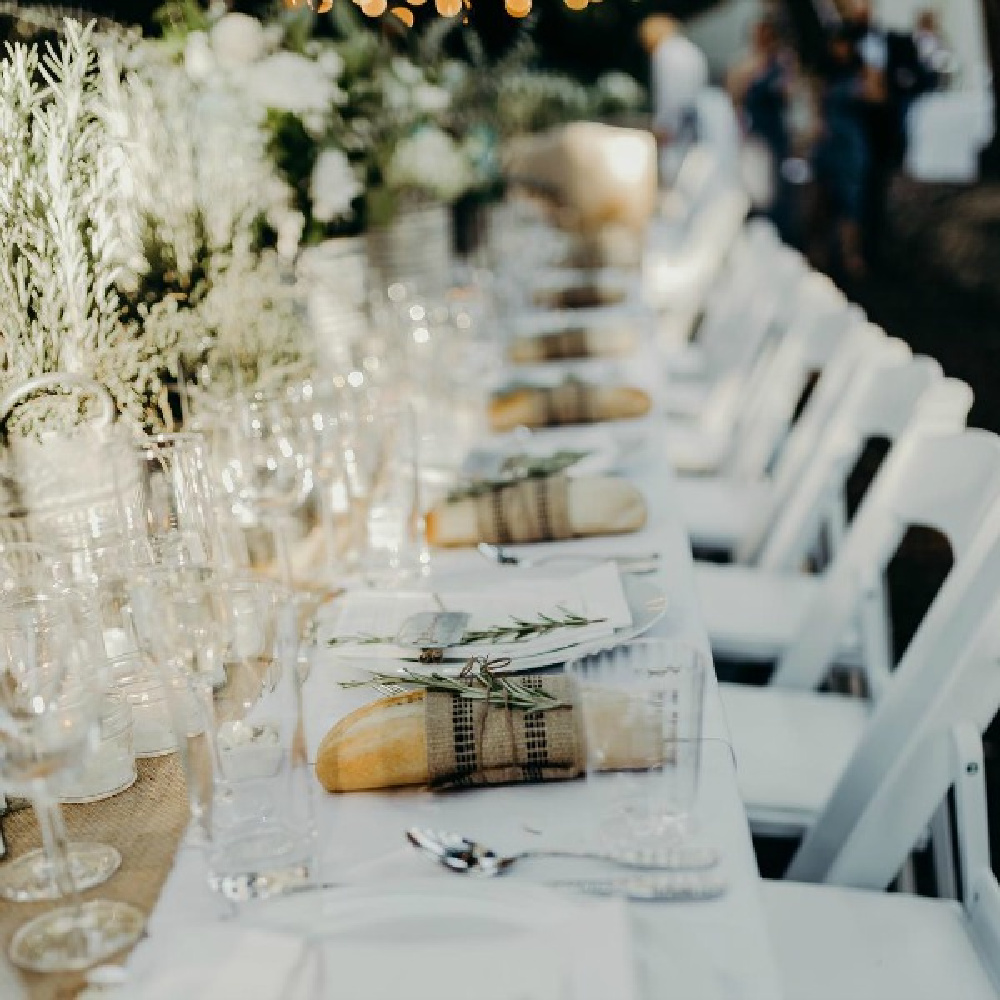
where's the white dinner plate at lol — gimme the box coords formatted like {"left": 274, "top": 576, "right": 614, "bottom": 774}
{"left": 241, "top": 880, "right": 635, "bottom": 1000}
{"left": 399, "top": 572, "right": 668, "bottom": 675}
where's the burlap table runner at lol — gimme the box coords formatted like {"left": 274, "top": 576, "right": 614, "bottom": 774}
{"left": 0, "top": 755, "right": 189, "bottom": 1000}
{"left": 425, "top": 675, "right": 585, "bottom": 788}
{"left": 472, "top": 475, "right": 574, "bottom": 545}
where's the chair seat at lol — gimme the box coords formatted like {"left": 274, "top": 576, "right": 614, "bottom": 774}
{"left": 696, "top": 563, "right": 862, "bottom": 664}
{"left": 663, "top": 377, "right": 712, "bottom": 418}
{"left": 675, "top": 477, "right": 771, "bottom": 552}
{"left": 719, "top": 684, "right": 870, "bottom": 835}
{"left": 664, "top": 421, "right": 729, "bottom": 474}
{"left": 763, "top": 879, "right": 999, "bottom": 1000}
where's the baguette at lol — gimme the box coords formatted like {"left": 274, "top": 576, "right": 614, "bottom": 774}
{"left": 315, "top": 687, "right": 661, "bottom": 793}
{"left": 424, "top": 475, "right": 646, "bottom": 548}
{"left": 507, "top": 325, "right": 638, "bottom": 364}
{"left": 489, "top": 385, "right": 651, "bottom": 433}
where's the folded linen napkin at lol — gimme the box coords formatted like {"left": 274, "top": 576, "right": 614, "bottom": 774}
{"left": 425, "top": 474, "right": 647, "bottom": 547}
{"left": 507, "top": 324, "right": 639, "bottom": 363}
{"left": 489, "top": 382, "right": 651, "bottom": 432}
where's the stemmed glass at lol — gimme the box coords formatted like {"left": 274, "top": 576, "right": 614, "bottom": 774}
{"left": 0, "top": 542, "right": 124, "bottom": 902}
{"left": 0, "top": 587, "right": 144, "bottom": 971}
{"left": 218, "top": 391, "right": 311, "bottom": 587}
{"left": 129, "top": 565, "right": 229, "bottom": 844}
{"left": 568, "top": 638, "right": 718, "bottom": 869}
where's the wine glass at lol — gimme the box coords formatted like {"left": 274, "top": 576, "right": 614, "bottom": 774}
{"left": 0, "top": 587, "right": 144, "bottom": 971}
{"left": 118, "top": 433, "right": 229, "bottom": 570}
{"left": 568, "top": 638, "right": 718, "bottom": 869}
{"left": 0, "top": 542, "right": 124, "bottom": 902}
{"left": 218, "top": 391, "right": 312, "bottom": 587}
{"left": 129, "top": 565, "right": 229, "bottom": 844}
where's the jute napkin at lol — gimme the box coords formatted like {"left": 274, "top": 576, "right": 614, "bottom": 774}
{"left": 425, "top": 675, "right": 585, "bottom": 789}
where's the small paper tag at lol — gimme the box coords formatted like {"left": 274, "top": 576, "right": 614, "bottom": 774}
{"left": 394, "top": 612, "right": 470, "bottom": 651}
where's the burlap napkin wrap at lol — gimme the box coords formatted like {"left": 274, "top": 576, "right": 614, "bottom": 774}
{"left": 425, "top": 675, "right": 584, "bottom": 789}
{"left": 473, "top": 474, "right": 573, "bottom": 544}
{"left": 534, "top": 328, "right": 591, "bottom": 361}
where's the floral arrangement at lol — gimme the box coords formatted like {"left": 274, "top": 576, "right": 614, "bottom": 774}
{"left": 0, "top": 21, "right": 183, "bottom": 437}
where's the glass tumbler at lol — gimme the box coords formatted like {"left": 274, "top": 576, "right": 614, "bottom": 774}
{"left": 568, "top": 638, "right": 717, "bottom": 869}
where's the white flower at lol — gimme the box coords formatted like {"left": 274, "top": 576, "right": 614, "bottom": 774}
{"left": 267, "top": 206, "right": 306, "bottom": 260}
{"left": 386, "top": 127, "right": 474, "bottom": 203}
{"left": 310, "top": 148, "right": 362, "bottom": 223}
{"left": 391, "top": 57, "right": 423, "bottom": 86}
{"left": 209, "top": 13, "right": 265, "bottom": 69}
{"left": 595, "top": 71, "right": 645, "bottom": 111}
{"left": 318, "top": 49, "right": 345, "bottom": 80}
{"left": 243, "top": 51, "right": 336, "bottom": 115}
{"left": 184, "top": 31, "right": 216, "bottom": 82}
{"left": 413, "top": 84, "right": 450, "bottom": 114}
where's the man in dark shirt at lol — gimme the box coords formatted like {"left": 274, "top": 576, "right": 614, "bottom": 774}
{"left": 844, "top": 0, "right": 934, "bottom": 268}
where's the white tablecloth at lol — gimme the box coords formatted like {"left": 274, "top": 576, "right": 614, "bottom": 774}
{"left": 137, "top": 418, "right": 784, "bottom": 1000}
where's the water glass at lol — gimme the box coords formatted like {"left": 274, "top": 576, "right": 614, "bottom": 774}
{"left": 204, "top": 589, "right": 318, "bottom": 901}
{"left": 568, "top": 638, "right": 716, "bottom": 868}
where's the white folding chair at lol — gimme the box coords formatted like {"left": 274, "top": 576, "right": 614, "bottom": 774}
{"left": 763, "top": 723, "right": 1000, "bottom": 1000}
{"left": 716, "top": 428, "right": 1000, "bottom": 836}
{"left": 696, "top": 363, "right": 974, "bottom": 670}
{"left": 666, "top": 278, "right": 855, "bottom": 479}
{"left": 674, "top": 317, "right": 882, "bottom": 554}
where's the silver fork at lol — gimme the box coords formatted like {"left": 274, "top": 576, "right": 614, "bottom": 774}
{"left": 375, "top": 682, "right": 407, "bottom": 697}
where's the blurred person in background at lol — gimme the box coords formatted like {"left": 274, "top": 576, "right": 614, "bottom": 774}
{"left": 640, "top": 14, "right": 709, "bottom": 177}
{"left": 729, "top": 16, "right": 797, "bottom": 241}
{"left": 913, "top": 9, "right": 952, "bottom": 88}
{"left": 811, "top": 26, "right": 872, "bottom": 277}
{"left": 845, "top": 0, "right": 934, "bottom": 267}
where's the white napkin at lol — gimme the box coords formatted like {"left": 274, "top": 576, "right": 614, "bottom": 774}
{"left": 321, "top": 563, "right": 632, "bottom": 663}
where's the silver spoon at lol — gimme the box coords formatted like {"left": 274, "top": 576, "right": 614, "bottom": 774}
{"left": 476, "top": 542, "right": 660, "bottom": 575}
{"left": 406, "top": 827, "right": 719, "bottom": 875}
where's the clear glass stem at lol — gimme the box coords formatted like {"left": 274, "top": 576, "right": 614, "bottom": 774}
{"left": 268, "top": 513, "right": 294, "bottom": 591}
{"left": 32, "top": 790, "right": 87, "bottom": 955}
{"left": 315, "top": 476, "right": 340, "bottom": 581}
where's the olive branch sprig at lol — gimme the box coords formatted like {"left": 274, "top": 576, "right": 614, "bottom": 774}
{"left": 446, "top": 450, "right": 590, "bottom": 502}
{"left": 340, "top": 657, "right": 568, "bottom": 712}
{"left": 328, "top": 607, "right": 605, "bottom": 648}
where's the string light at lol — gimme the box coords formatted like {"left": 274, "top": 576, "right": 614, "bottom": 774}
{"left": 284, "top": 0, "right": 590, "bottom": 18}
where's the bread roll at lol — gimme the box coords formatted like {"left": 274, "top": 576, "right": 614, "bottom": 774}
{"left": 315, "top": 687, "right": 662, "bottom": 793}
{"left": 507, "top": 325, "right": 638, "bottom": 364}
{"left": 489, "top": 385, "right": 651, "bottom": 433}
{"left": 425, "top": 475, "right": 646, "bottom": 548}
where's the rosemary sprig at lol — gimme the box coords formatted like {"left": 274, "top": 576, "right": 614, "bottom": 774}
{"left": 446, "top": 450, "right": 590, "bottom": 502}
{"left": 328, "top": 607, "right": 606, "bottom": 647}
{"left": 340, "top": 657, "right": 568, "bottom": 712}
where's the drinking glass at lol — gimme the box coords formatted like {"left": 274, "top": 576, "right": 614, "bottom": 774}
{"left": 361, "top": 402, "right": 429, "bottom": 586}
{"left": 118, "top": 433, "right": 228, "bottom": 570}
{"left": 0, "top": 543, "right": 123, "bottom": 902}
{"left": 129, "top": 565, "right": 229, "bottom": 843}
{"left": 203, "top": 578, "right": 318, "bottom": 901}
{"left": 0, "top": 589, "right": 144, "bottom": 971}
{"left": 568, "top": 638, "right": 717, "bottom": 868}
{"left": 217, "top": 392, "right": 311, "bottom": 586}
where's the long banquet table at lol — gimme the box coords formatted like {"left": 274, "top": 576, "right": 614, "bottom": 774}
{"left": 0, "top": 321, "right": 785, "bottom": 998}
{"left": 127, "top": 415, "right": 784, "bottom": 1000}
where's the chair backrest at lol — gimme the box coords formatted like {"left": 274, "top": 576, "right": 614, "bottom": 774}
{"left": 747, "top": 355, "right": 972, "bottom": 572}
{"left": 722, "top": 293, "right": 857, "bottom": 481}
{"left": 790, "top": 719, "right": 1000, "bottom": 985}
{"left": 734, "top": 332, "right": 906, "bottom": 565}
{"left": 772, "top": 427, "right": 1000, "bottom": 697}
